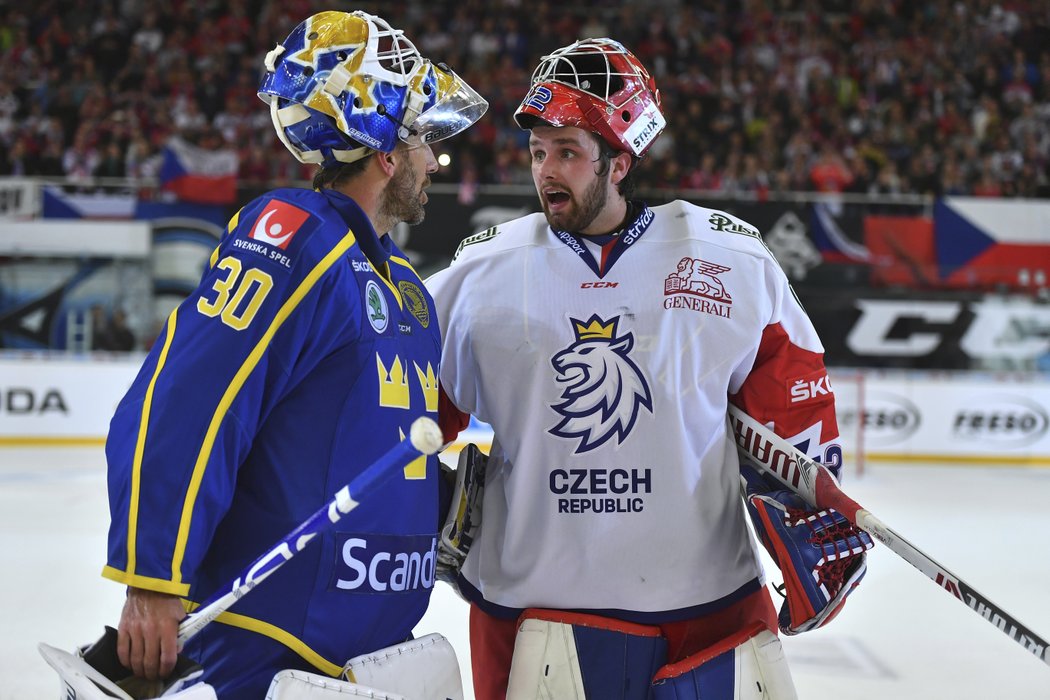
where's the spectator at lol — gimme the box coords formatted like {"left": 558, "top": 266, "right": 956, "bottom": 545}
{"left": 62, "top": 129, "right": 99, "bottom": 180}
{"left": 810, "top": 141, "right": 854, "bottom": 193}
{"left": 90, "top": 305, "right": 134, "bottom": 352}
{"left": 131, "top": 10, "right": 165, "bottom": 55}
{"left": 1, "top": 0, "right": 1049, "bottom": 201}
{"left": 93, "top": 140, "right": 126, "bottom": 179}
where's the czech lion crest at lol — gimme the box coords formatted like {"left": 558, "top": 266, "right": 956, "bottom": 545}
{"left": 549, "top": 315, "right": 653, "bottom": 453}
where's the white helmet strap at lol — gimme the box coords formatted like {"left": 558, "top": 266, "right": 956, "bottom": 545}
{"left": 264, "top": 43, "right": 285, "bottom": 73}
{"left": 269, "top": 101, "right": 374, "bottom": 166}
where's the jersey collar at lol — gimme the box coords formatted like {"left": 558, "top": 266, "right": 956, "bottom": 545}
{"left": 320, "top": 188, "right": 392, "bottom": 268}
{"left": 549, "top": 203, "right": 655, "bottom": 278}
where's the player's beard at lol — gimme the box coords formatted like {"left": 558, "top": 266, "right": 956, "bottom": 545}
{"left": 541, "top": 174, "right": 607, "bottom": 234}
{"left": 379, "top": 158, "right": 429, "bottom": 226}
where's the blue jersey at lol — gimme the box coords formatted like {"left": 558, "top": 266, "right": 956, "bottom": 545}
{"left": 103, "top": 187, "right": 441, "bottom": 692}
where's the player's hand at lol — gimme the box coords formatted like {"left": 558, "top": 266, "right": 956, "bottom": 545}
{"left": 116, "top": 587, "right": 185, "bottom": 680}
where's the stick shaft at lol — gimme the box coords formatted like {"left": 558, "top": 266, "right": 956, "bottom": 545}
{"left": 177, "top": 417, "right": 441, "bottom": 644}
{"left": 728, "top": 405, "right": 1050, "bottom": 666}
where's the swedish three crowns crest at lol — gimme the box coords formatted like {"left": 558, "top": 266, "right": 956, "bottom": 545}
{"left": 549, "top": 315, "right": 653, "bottom": 453}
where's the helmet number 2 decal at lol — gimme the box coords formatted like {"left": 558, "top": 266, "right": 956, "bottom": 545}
{"left": 522, "top": 85, "right": 552, "bottom": 113}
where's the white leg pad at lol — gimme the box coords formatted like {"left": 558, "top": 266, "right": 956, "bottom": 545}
{"left": 652, "top": 626, "right": 798, "bottom": 700}
{"left": 343, "top": 632, "right": 463, "bottom": 700}
{"left": 505, "top": 610, "right": 667, "bottom": 700}
{"left": 266, "top": 669, "right": 404, "bottom": 699}
{"left": 505, "top": 617, "right": 588, "bottom": 700}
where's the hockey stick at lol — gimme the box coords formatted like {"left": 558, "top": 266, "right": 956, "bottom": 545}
{"left": 177, "top": 415, "right": 443, "bottom": 643}
{"left": 38, "top": 417, "right": 443, "bottom": 698}
{"left": 728, "top": 405, "right": 1050, "bottom": 667}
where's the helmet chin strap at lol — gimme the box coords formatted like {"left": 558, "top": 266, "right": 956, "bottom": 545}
{"left": 264, "top": 43, "right": 285, "bottom": 72}
{"left": 579, "top": 98, "right": 628, "bottom": 157}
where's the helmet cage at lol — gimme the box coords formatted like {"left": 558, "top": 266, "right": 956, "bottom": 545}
{"left": 515, "top": 38, "right": 665, "bottom": 158}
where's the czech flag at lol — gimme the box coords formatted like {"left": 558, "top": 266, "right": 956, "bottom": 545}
{"left": 935, "top": 197, "right": 1050, "bottom": 289}
{"left": 159, "top": 136, "right": 239, "bottom": 205}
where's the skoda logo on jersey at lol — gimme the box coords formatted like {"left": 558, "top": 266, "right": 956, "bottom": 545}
{"left": 549, "top": 314, "right": 653, "bottom": 453}
{"left": 365, "top": 280, "right": 389, "bottom": 334}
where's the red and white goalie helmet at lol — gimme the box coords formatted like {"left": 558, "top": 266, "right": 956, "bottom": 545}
{"left": 514, "top": 38, "right": 665, "bottom": 158}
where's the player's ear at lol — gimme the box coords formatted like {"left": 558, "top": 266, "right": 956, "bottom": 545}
{"left": 610, "top": 151, "right": 632, "bottom": 188}
{"left": 375, "top": 149, "right": 399, "bottom": 179}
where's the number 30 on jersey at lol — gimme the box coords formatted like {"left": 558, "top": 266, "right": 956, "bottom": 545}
{"left": 196, "top": 256, "right": 274, "bottom": 331}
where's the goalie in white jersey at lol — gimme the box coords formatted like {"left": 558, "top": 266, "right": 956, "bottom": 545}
{"left": 427, "top": 38, "right": 872, "bottom": 700}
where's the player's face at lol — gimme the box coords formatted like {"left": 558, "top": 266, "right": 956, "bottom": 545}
{"left": 529, "top": 126, "right": 613, "bottom": 235}
{"left": 379, "top": 143, "right": 438, "bottom": 226}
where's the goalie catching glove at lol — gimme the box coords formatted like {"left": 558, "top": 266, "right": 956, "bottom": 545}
{"left": 437, "top": 443, "right": 487, "bottom": 595}
{"left": 742, "top": 464, "right": 873, "bottom": 635}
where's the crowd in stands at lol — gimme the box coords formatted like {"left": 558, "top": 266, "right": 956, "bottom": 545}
{"left": 1, "top": 0, "right": 1049, "bottom": 199}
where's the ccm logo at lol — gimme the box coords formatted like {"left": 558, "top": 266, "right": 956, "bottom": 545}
{"left": 789, "top": 374, "right": 833, "bottom": 404}
{"left": 580, "top": 281, "right": 618, "bottom": 288}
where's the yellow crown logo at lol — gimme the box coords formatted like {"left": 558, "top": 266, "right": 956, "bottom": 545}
{"left": 376, "top": 354, "right": 410, "bottom": 409}
{"left": 399, "top": 426, "right": 427, "bottom": 480}
{"left": 573, "top": 316, "right": 617, "bottom": 340}
{"left": 414, "top": 362, "right": 439, "bottom": 413}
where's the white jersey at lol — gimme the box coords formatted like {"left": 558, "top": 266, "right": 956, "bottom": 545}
{"left": 427, "top": 200, "right": 839, "bottom": 622}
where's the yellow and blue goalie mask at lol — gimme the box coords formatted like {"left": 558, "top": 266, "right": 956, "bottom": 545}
{"left": 258, "top": 10, "right": 488, "bottom": 165}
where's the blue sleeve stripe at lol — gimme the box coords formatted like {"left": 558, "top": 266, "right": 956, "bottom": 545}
{"left": 169, "top": 230, "right": 359, "bottom": 585}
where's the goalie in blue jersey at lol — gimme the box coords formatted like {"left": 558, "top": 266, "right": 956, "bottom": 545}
{"left": 48, "top": 11, "right": 486, "bottom": 700}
